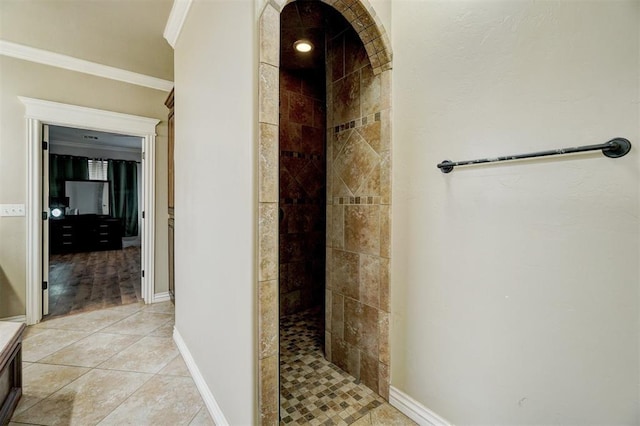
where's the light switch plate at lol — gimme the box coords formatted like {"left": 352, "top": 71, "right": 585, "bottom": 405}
{"left": 0, "top": 204, "right": 25, "bottom": 216}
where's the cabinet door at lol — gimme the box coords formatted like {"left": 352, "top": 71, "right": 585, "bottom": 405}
{"left": 166, "top": 89, "right": 175, "bottom": 210}
{"left": 168, "top": 217, "right": 175, "bottom": 302}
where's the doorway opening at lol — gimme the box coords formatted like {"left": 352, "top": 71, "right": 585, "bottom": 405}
{"left": 43, "top": 125, "right": 144, "bottom": 319}
{"left": 274, "top": 1, "right": 392, "bottom": 423}
{"left": 20, "top": 96, "right": 160, "bottom": 325}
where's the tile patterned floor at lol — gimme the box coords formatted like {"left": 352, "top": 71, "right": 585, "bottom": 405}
{"left": 47, "top": 246, "right": 142, "bottom": 318}
{"left": 279, "top": 309, "right": 415, "bottom": 426}
{"left": 11, "top": 302, "right": 413, "bottom": 425}
{"left": 10, "top": 301, "right": 214, "bottom": 426}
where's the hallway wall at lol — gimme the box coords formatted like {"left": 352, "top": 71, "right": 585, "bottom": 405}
{"left": 172, "top": 0, "right": 638, "bottom": 423}
{"left": 391, "top": 0, "right": 639, "bottom": 424}
{"left": 173, "top": 0, "right": 256, "bottom": 424}
{"left": 0, "top": 55, "right": 169, "bottom": 319}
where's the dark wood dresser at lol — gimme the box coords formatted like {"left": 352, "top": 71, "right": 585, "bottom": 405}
{"left": 0, "top": 321, "right": 25, "bottom": 424}
{"left": 50, "top": 215, "right": 122, "bottom": 254}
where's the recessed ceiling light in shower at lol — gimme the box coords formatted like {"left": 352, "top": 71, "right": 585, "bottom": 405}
{"left": 294, "top": 40, "right": 313, "bottom": 53}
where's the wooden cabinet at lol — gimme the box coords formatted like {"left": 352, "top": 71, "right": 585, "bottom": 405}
{"left": 50, "top": 216, "right": 122, "bottom": 254}
{"left": 165, "top": 89, "right": 175, "bottom": 303}
{"left": 166, "top": 89, "right": 174, "bottom": 211}
{"left": 168, "top": 216, "right": 174, "bottom": 301}
{"left": 0, "top": 322, "right": 25, "bottom": 424}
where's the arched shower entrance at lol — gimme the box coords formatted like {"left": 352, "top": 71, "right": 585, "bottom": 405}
{"left": 257, "top": 0, "right": 392, "bottom": 423}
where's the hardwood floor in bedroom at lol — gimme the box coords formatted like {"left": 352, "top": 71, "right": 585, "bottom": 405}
{"left": 46, "top": 246, "right": 142, "bottom": 319}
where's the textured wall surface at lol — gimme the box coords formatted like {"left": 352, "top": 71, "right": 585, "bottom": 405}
{"left": 174, "top": 1, "right": 257, "bottom": 423}
{"left": 391, "top": 0, "right": 639, "bottom": 423}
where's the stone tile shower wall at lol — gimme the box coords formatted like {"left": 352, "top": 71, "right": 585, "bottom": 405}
{"left": 325, "top": 24, "right": 391, "bottom": 399}
{"left": 259, "top": 0, "right": 392, "bottom": 420}
{"left": 279, "top": 69, "right": 326, "bottom": 316}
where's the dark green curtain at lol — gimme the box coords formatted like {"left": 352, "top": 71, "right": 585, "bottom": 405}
{"left": 108, "top": 159, "right": 138, "bottom": 237}
{"left": 49, "top": 154, "right": 89, "bottom": 198}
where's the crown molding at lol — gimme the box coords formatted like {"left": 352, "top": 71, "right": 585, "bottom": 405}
{"left": 163, "top": 0, "right": 194, "bottom": 48}
{"left": 0, "top": 40, "right": 173, "bottom": 92}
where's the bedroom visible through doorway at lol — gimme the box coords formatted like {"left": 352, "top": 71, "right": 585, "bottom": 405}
{"left": 44, "top": 125, "right": 143, "bottom": 319}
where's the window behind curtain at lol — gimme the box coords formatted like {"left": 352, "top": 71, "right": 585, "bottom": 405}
{"left": 88, "top": 159, "right": 108, "bottom": 180}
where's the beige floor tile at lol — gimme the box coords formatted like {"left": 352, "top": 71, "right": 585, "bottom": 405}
{"left": 97, "top": 375, "right": 203, "bottom": 425}
{"left": 103, "top": 302, "right": 146, "bottom": 315}
{"left": 12, "top": 363, "right": 89, "bottom": 417}
{"left": 22, "top": 329, "right": 91, "bottom": 362}
{"left": 189, "top": 406, "right": 215, "bottom": 425}
{"left": 39, "top": 332, "right": 142, "bottom": 367}
{"left": 22, "top": 327, "right": 48, "bottom": 340}
{"left": 99, "top": 311, "right": 173, "bottom": 335}
{"left": 12, "top": 368, "right": 152, "bottom": 426}
{"left": 35, "top": 309, "right": 133, "bottom": 333}
{"left": 149, "top": 320, "right": 174, "bottom": 337}
{"left": 22, "top": 363, "right": 90, "bottom": 399}
{"left": 98, "top": 336, "right": 178, "bottom": 373}
{"left": 145, "top": 301, "right": 175, "bottom": 313}
{"left": 12, "top": 394, "right": 42, "bottom": 418}
{"left": 370, "top": 404, "right": 417, "bottom": 425}
{"left": 158, "top": 354, "right": 191, "bottom": 377}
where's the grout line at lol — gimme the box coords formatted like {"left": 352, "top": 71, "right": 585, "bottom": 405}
{"left": 17, "top": 301, "right": 181, "bottom": 424}
{"left": 15, "top": 360, "right": 94, "bottom": 420}
{"left": 90, "top": 368, "right": 155, "bottom": 425}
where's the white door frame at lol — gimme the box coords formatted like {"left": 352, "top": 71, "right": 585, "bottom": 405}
{"left": 20, "top": 97, "right": 160, "bottom": 325}
{"left": 42, "top": 124, "right": 50, "bottom": 317}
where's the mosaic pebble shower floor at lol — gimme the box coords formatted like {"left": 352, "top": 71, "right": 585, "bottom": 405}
{"left": 279, "top": 308, "right": 383, "bottom": 425}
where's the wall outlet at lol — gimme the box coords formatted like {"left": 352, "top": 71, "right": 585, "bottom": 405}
{"left": 0, "top": 204, "right": 25, "bottom": 217}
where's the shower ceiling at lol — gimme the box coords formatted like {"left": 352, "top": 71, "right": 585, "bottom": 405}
{"left": 280, "top": 1, "right": 331, "bottom": 70}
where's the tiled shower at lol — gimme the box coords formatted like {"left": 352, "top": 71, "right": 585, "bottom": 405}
{"left": 278, "top": 67, "right": 326, "bottom": 316}
{"left": 278, "top": 1, "right": 392, "bottom": 421}
{"left": 325, "top": 21, "right": 391, "bottom": 398}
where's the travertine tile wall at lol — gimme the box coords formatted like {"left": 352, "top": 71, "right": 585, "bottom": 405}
{"left": 279, "top": 68, "right": 326, "bottom": 316}
{"left": 258, "top": 0, "right": 392, "bottom": 421}
{"left": 258, "top": 3, "right": 280, "bottom": 424}
{"left": 325, "top": 24, "right": 391, "bottom": 399}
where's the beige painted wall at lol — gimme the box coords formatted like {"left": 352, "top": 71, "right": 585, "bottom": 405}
{"left": 173, "top": 0, "right": 257, "bottom": 423}
{"left": 391, "top": 1, "right": 639, "bottom": 424}
{"left": 0, "top": 0, "right": 174, "bottom": 81}
{"left": 0, "top": 56, "right": 169, "bottom": 318}
{"left": 172, "top": 0, "right": 638, "bottom": 423}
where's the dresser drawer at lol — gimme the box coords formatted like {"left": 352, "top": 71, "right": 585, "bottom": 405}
{"left": 50, "top": 216, "right": 123, "bottom": 253}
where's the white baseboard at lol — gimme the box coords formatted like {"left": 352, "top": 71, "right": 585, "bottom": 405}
{"left": 390, "top": 386, "right": 452, "bottom": 426}
{"left": 173, "top": 327, "right": 229, "bottom": 425}
{"left": 0, "top": 315, "right": 26, "bottom": 323}
{"left": 153, "top": 292, "right": 171, "bottom": 303}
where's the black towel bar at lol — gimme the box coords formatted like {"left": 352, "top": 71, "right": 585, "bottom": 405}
{"left": 437, "top": 138, "right": 632, "bottom": 173}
